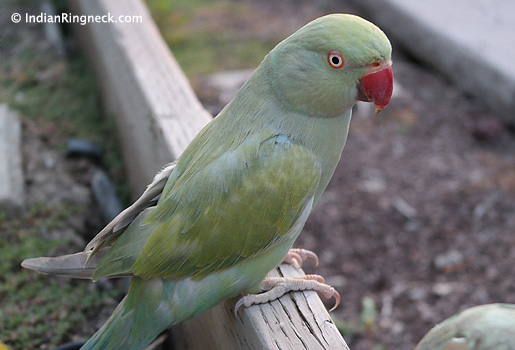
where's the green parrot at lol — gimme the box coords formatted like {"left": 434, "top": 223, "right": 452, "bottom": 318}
{"left": 415, "top": 304, "right": 515, "bottom": 350}
{"left": 22, "top": 14, "right": 393, "bottom": 350}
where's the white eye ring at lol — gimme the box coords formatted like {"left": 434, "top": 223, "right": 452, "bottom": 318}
{"left": 327, "top": 51, "right": 344, "bottom": 69}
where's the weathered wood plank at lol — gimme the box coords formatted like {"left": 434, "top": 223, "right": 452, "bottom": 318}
{"left": 69, "top": 0, "right": 348, "bottom": 348}
{"left": 69, "top": 0, "right": 211, "bottom": 196}
{"left": 173, "top": 265, "right": 348, "bottom": 350}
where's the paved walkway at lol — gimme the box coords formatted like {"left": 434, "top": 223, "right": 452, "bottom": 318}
{"left": 352, "top": 0, "right": 515, "bottom": 124}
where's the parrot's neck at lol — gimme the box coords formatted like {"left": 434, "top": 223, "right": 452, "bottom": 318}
{"left": 287, "top": 109, "right": 352, "bottom": 204}
{"left": 219, "top": 57, "right": 353, "bottom": 204}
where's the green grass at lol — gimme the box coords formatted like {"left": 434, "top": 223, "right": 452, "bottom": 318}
{"left": 145, "top": 0, "right": 277, "bottom": 78}
{"left": 0, "top": 11, "right": 128, "bottom": 348}
{"left": 0, "top": 47, "right": 131, "bottom": 204}
{"left": 332, "top": 297, "right": 386, "bottom": 348}
{"left": 0, "top": 205, "right": 119, "bottom": 349}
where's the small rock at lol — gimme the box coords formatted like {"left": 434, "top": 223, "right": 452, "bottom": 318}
{"left": 434, "top": 250, "right": 465, "bottom": 273}
{"left": 432, "top": 282, "right": 457, "bottom": 296}
{"left": 404, "top": 219, "right": 421, "bottom": 232}
{"left": 43, "top": 153, "right": 56, "bottom": 169}
{"left": 392, "top": 196, "right": 417, "bottom": 220}
{"left": 409, "top": 287, "right": 428, "bottom": 301}
{"left": 326, "top": 275, "right": 347, "bottom": 289}
{"left": 359, "top": 167, "right": 386, "bottom": 193}
{"left": 472, "top": 193, "right": 497, "bottom": 221}
{"left": 390, "top": 320, "right": 405, "bottom": 335}
{"left": 66, "top": 138, "right": 103, "bottom": 162}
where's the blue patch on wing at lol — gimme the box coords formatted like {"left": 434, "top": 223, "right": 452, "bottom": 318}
{"left": 275, "top": 134, "right": 291, "bottom": 146}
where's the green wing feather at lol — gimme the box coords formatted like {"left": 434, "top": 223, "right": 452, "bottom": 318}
{"left": 93, "top": 132, "right": 321, "bottom": 281}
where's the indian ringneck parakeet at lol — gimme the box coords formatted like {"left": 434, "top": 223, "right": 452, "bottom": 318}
{"left": 415, "top": 304, "right": 515, "bottom": 350}
{"left": 22, "top": 14, "right": 393, "bottom": 350}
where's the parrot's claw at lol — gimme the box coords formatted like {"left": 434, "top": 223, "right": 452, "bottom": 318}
{"left": 234, "top": 275, "right": 340, "bottom": 315}
{"left": 282, "top": 248, "right": 319, "bottom": 268}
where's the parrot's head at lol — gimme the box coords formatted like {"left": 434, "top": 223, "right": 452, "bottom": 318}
{"left": 269, "top": 14, "right": 393, "bottom": 117}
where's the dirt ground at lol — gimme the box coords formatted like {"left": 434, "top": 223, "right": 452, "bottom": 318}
{"left": 2, "top": 0, "right": 515, "bottom": 349}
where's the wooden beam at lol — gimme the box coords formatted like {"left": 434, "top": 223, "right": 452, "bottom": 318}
{"left": 69, "top": 0, "right": 349, "bottom": 349}
{"left": 173, "top": 265, "right": 348, "bottom": 350}
{"left": 69, "top": 0, "right": 211, "bottom": 196}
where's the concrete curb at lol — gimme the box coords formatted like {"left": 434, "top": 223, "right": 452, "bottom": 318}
{"left": 0, "top": 104, "right": 24, "bottom": 214}
{"left": 350, "top": 0, "right": 515, "bottom": 124}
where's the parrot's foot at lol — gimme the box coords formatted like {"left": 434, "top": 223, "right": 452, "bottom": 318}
{"left": 234, "top": 275, "right": 340, "bottom": 315}
{"left": 282, "top": 248, "right": 319, "bottom": 269}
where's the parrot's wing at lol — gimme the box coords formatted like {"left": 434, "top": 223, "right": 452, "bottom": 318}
{"left": 21, "top": 162, "right": 177, "bottom": 279}
{"left": 86, "top": 161, "right": 177, "bottom": 254}
{"left": 93, "top": 134, "right": 322, "bottom": 280}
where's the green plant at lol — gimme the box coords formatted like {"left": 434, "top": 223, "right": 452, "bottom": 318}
{"left": 0, "top": 204, "right": 120, "bottom": 349}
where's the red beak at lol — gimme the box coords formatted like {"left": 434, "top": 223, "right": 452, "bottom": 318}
{"left": 357, "top": 65, "right": 393, "bottom": 114}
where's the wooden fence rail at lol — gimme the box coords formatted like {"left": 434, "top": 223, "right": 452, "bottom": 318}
{"left": 69, "top": 0, "right": 349, "bottom": 348}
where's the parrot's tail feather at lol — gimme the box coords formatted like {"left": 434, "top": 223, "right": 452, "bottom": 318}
{"left": 21, "top": 249, "right": 128, "bottom": 279}
{"left": 80, "top": 278, "right": 176, "bottom": 350}
{"left": 80, "top": 295, "right": 143, "bottom": 350}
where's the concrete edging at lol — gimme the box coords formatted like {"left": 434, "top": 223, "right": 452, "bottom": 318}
{"left": 351, "top": 0, "right": 515, "bottom": 124}
{"left": 0, "top": 104, "right": 24, "bottom": 214}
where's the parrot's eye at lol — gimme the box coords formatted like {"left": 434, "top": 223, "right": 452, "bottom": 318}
{"left": 327, "top": 51, "right": 344, "bottom": 69}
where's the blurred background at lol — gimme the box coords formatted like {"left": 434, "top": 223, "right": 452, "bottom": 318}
{"left": 0, "top": 0, "right": 514, "bottom": 349}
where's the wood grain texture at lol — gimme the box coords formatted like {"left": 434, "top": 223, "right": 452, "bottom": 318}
{"left": 173, "top": 265, "right": 349, "bottom": 350}
{"left": 69, "top": 0, "right": 348, "bottom": 348}
{"left": 70, "top": 0, "right": 211, "bottom": 196}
